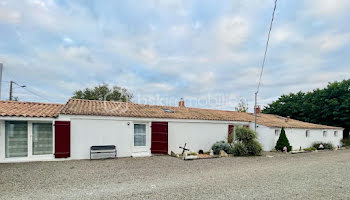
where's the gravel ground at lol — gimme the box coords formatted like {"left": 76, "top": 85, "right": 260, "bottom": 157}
{"left": 1, "top": 149, "right": 350, "bottom": 200}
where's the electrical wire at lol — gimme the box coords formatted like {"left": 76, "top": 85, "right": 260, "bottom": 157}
{"left": 3, "top": 69, "right": 54, "bottom": 102}
{"left": 256, "top": 0, "right": 278, "bottom": 93}
{"left": 20, "top": 87, "right": 53, "bottom": 102}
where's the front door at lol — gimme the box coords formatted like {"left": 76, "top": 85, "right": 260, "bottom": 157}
{"left": 151, "top": 122, "right": 168, "bottom": 154}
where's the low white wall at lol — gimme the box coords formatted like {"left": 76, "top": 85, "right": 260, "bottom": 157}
{"left": 70, "top": 119, "right": 134, "bottom": 159}
{"left": 168, "top": 122, "right": 229, "bottom": 154}
{"left": 255, "top": 124, "right": 343, "bottom": 151}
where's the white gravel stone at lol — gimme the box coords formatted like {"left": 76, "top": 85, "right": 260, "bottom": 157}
{"left": 1, "top": 150, "right": 350, "bottom": 199}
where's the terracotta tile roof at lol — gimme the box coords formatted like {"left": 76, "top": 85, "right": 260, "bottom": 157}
{"left": 0, "top": 101, "right": 63, "bottom": 118}
{"left": 60, "top": 99, "right": 254, "bottom": 122}
{"left": 255, "top": 113, "right": 340, "bottom": 129}
{"left": 61, "top": 99, "right": 342, "bottom": 129}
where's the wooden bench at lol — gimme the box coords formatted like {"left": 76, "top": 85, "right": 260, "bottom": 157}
{"left": 90, "top": 145, "right": 117, "bottom": 160}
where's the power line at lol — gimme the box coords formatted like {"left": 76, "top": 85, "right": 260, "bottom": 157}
{"left": 2, "top": 67, "right": 54, "bottom": 102}
{"left": 256, "top": 0, "right": 278, "bottom": 93}
{"left": 254, "top": 0, "right": 278, "bottom": 132}
{"left": 20, "top": 87, "right": 53, "bottom": 102}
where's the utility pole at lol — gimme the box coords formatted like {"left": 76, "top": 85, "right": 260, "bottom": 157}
{"left": 9, "top": 81, "right": 13, "bottom": 101}
{"left": 0, "top": 63, "right": 2, "bottom": 100}
{"left": 254, "top": 92, "right": 257, "bottom": 133}
{"left": 9, "top": 81, "right": 25, "bottom": 101}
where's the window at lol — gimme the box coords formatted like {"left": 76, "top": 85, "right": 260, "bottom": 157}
{"left": 275, "top": 129, "right": 279, "bottom": 136}
{"left": 5, "top": 121, "right": 28, "bottom": 158}
{"left": 306, "top": 130, "right": 310, "bottom": 138}
{"left": 32, "top": 123, "right": 53, "bottom": 155}
{"left": 134, "top": 124, "right": 146, "bottom": 146}
{"left": 323, "top": 131, "right": 327, "bottom": 137}
{"left": 334, "top": 131, "right": 338, "bottom": 137}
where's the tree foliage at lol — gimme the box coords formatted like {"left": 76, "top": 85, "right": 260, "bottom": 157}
{"left": 262, "top": 79, "right": 350, "bottom": 135}
{"left": 275, "top": 127, "right": 291, "bottom": 152}
{"left": 235, "top": 99, "right": 248, "bottom": 112}
{"left": 72, "top": 84, "right": 133, "bottom": 102}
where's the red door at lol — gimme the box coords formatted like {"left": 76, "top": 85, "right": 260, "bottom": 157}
{"left": 151, "top": 122, "right": 168, "bottom": 154}
{"left": 54, "top": 121, "right": 70, "bottom": 158}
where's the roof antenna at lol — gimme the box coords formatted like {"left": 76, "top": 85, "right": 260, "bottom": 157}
{"left": 255, "top": 0, "right": 278, "bottom": 133}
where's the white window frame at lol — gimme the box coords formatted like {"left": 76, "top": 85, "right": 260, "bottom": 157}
{"left": 323, "top": 131, "right": 327, "bottom": 137}
{"left": 3, "top": 120, "right": 54, "bottom": 161}
{"left": 32, "top": 122, "right": 54, "bottom": 156}
{"left": 133, "top": 123, "right": 147, "bottom": 147}
{"left": 334, "top": 131, "right": 338, "bottom": 137}
{"left": 275, "top": 129, "right": 279, "bottom": 136}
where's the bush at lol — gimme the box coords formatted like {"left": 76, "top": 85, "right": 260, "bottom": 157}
{"left": 235, "top": 126, "right": 257, "bottom": 141}
{"left": 245, "top": 140, "right": 263, "bottom": 156}
{"left": 275, "top": 127, "right": 292, "bottom": 152}
{"left": 303, "top": 147, "right": 317, "bottom": 151}
{"left": 312, "top": 142, "right": 334, "bottom": 150}
{"left": 233, "top": 126, "right": 263, "bottom": 156}
{"left": 211, "top": 141, "right": 233, "bottom": 155}
{"left": 232, "top": 143, "right": 248, "bottom": 156}
{"left": 341, "top": 138, "right": 350, "bottom": 147}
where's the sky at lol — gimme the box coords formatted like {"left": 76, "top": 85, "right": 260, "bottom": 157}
{"left": 0, "top": 0, "right": 349, "bottom": 111}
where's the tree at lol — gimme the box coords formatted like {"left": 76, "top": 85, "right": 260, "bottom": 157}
{"left": 72, "top": 84, "right": 133, "bottom": 102}
{"left": 235, "top": 99, "right": 248, "bottom": 112}
{"left": 263, "top": 79, "right": 350, "bottom": 137}
{"left": 275, "top": 127, "right": 291, "bottom": 152}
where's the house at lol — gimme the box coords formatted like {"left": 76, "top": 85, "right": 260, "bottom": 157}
{"left": 0, "top": 99, "right": 343, "bottom": 163}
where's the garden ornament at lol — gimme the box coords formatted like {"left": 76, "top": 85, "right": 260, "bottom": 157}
{"left": 179, "top": 143, "right": 190, "bottom": 155}
{"left": 283, "top": 146, "right": 287, "bottom": 152}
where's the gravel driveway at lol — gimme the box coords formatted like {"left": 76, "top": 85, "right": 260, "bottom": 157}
{"left": 1, "top": 149, "right": 350, "bottom": 200}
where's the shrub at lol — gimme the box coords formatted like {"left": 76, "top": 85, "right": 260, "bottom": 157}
{"left": 303, "top": 147, "right": 317, "bottom": 151}
{"left": 211, "top": 141, "right": 233, "bottom": 155}
{"left": 232, "top": 143, "right": 248, "bottom": 156}
{"left": 312, "top": 142, "right": 334, "bottom": 150}
{"left": 233, "top": 126, "right": 263, "bottom": 156}
{"left": 341, "top": 138, "right": 350, "bottom": 147}
{"left": 245, "top": 140, "right": 263, "bottom": 156}
{"left": 275, "top": 127, "right": 292, "bottom": 152}
{"left": 227, "top": 131, "right": 234, "bottom": 144}
{"left": 235, "top": 126, "right": 257, "bottom": 141}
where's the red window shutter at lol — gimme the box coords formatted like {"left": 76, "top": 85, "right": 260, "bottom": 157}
{"left": 243, "top": 125, "right": 250, "bottom": 129}
{"left": 228, "top": 125, "right": 234, "bottom": 143}
{"left": 54, "top": 121, "right": 70, "bottom": 158}
{"left": 228, "top": 125, "right": 234, "bottom": 136}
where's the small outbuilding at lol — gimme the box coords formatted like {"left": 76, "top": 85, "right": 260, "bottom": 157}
{"left": 0, "top": 99, "right": 343, "bottom": 163}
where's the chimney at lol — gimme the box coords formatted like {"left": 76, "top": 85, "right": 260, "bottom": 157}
{"left": 178, "top": 98, "right": 185, "bottom": 107}
{"left": 285, "top": 116, "right": 290, "bottom": 122}
{"left": 255, "top": 105, "right": 261, "bottom": 114}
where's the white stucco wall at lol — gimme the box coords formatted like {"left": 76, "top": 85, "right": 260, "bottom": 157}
{"left": 254, "top": 124, "right": 343, "bottom": 151}
{"left": 0, "top": 114, "right": 344, "bottom": 163}
{"left": 168, "top": 122, "right": 231, "bottom": 154}
{"left": 70, "top": 119, "right": 152, "bottom": 159}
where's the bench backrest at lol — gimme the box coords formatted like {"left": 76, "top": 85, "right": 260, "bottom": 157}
{"left": 91, "top": 145, "right": 116, "bottom": 151}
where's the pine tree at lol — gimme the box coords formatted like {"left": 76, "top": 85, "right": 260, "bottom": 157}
{"left": 275, "top": 127, "right": 291, "bottom": 151}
